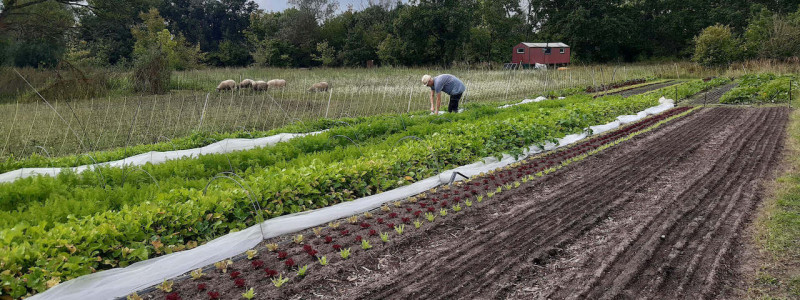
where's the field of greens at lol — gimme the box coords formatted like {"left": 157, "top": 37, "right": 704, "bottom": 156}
{"left": 0, "top": 78, "right": 729, "bottom": 298}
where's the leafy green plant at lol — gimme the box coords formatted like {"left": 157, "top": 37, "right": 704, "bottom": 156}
{"left": 297, "top": 265, "right": 309, "bottom": 277}
{"left": 361, "top": 239, "right": 373, "bottom": 250}
{"left": 271, "top": 274, "right": 289, "bottom": 288}
{"left": 156, "top": 280, "right": 173, "bottom": 293}
{"left": 477, "top": 195, "right": 484, "bottom": 202}
{"left": 394, "top": 224, "right": 405, "bottom": 235}
{"left": 413, "top": 219, "right": 423, "bottom": 228}
{"left": 452, "top": 204, "right": 462, "bottom": 212}
{"left": 340, "top": 248, "right": 351, "bottom": 259}
{"left": 380, "top": 232, "right": 390, "bottom": 243}
{"left": 425, "top": 212, "right": 435, "bottom": 222}
{"left": 190, "top": 268, "right": 205, "bottom": 280}
{"left": 246, "top": 249, "right": 258, "bottom": 260}
{"left": 242, "top": 288, "right": 256, "bottom": 299}
{"left": 440, "top": 208, "right": 448, "bottom": 217}
{"left": 465, "top": 199, "right": 473, "bottom": 207}
{"left": 317, "top": 256, "right": 328, "bottom": 266}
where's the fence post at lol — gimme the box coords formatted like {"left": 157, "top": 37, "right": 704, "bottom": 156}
{"left": 790, "top": 80, "right": 793, "bottom": 108}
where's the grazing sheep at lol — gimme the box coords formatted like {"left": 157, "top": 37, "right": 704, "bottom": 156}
{"left": 308, "top": 81, "right": 329, "bottom": 92}
{"left": 239, "top": 79, "right": 254, "bottom": 89}
{"left": 267, "top": 79, "right": 287, "bottom": 89}
{"left": 217, "top": 80, "right": 237, "bottom": 91}
{"left": 253, "top": 81, "right": 269, "bottom": 91}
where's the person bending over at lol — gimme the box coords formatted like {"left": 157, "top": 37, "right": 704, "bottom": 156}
{"left": 422, "top": 74, "right": 465, "bottom": 115}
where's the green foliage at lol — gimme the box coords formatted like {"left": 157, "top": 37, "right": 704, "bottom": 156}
{"left": 693, "top": 24, "right": 740, "bottom": 67}
{"left": 720, "top": 74, "right": 797, "bottom": 104}
{"left": 339, "top": 248, "right": 351, "bottom": 260}
{"left": 743, "top": 7, "right": 800, "bottom": 60}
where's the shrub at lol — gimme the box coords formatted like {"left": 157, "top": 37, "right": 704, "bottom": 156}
{"left": 693, "top": 24, "right": 740, "bottom": 67}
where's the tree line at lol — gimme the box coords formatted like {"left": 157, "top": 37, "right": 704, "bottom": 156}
{"left": 0, "top": 0, "right": 797, "bottom": 69}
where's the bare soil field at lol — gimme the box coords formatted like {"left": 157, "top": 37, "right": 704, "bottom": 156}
{"left": 604, "top": 80, "right": 680, "bottom": 98}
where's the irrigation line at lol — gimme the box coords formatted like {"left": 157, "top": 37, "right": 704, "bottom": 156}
{"left": 203, "top": 173, "right": 266, "bottom": 240}
{"left": 448, "top": 171, "right": 470, "bottom": 185}
{"left": 329, "top": 135, "right": 364, "bottom": 156}
{"left": 33, "top": 146, "right": 55, "bottom": 169}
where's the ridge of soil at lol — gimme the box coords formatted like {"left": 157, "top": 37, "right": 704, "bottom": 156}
{"left": 684, "top": 83, "right": 739, "bottom": 105}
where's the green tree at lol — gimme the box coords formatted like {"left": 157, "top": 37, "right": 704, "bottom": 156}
{"left": 0, "top": 0, "right": 74, "bottom": 67}
{"left": 693, "top": 24, "right": 740, "bottom": 67}
{"left": 312, "top": 40, "right": 336, "bottom": 66}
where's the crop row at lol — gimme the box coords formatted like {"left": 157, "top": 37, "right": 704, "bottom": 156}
{"left": 720, "top": 73, "right": 797, "bottom": 104}
{"left": 137, "top": 106, "right": 698, "bottom": 300}
{"left": 0, "top": 79, "right": 728, "bottom": 298}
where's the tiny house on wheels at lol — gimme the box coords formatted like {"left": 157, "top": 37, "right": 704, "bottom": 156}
{"left": 511, "top": 42, "right": 570, "bottom": 68}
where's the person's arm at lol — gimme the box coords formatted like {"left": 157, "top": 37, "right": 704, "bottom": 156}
{"left": 429, "top": 90, "right": 435, "bottom": 113}
{"left": 435, "top": 92, "right": 442, "bottom": 115}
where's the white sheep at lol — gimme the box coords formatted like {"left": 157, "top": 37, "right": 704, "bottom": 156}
{"left": 267, "top": 79, "right": 287, "bottom": 89}
{"left": 239, "top": 79, "right": 254, "bottom": 89}
{"left": 253, "top": 81, "right": 269, "bottom": 91}
{"left": 308, "top": 81, "right": 329, "bottom": 92}
{"left": 216, "top": 80, "right": 237, "bottom": 91}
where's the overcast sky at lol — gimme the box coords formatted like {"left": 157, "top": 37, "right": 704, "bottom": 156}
{"left": 255, "top": 0, "right": 402, "bottom": 12}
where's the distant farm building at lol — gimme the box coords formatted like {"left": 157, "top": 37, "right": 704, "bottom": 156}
{"left": 511, "top": 42, "right": 570, "bottom": 68}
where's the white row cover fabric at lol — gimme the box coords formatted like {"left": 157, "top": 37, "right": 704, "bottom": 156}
{"left": 0, "top": 131, "right": 325, "bottom": 184}
{"left": 30, "top": 98, "right": 674, "bottom": 300}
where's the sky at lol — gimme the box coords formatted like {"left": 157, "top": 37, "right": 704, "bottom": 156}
{"left": 255, "top": 0, "right": 401, "bottom": 12}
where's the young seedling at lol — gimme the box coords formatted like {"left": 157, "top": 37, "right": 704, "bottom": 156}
{"left": 380, "top": 232, "right": 390, "bottom": 243}
{"left": 425, "top": 212, "right": 435, "bottom": 222}
{"left": 293, "top": 234, "right": 304, "bottom": 244}
{"left": 207, "top": 291, "right": 221, "bottom": 299}
{"left": 413, "top": 219, "right": 423, "bottom": 229}
{"left": 393, "top": 201, "right": 403, "bottom": 208}
{"left": 361, "top": 239, "right": 373, "bottom": 250}
{"left": 242, "top": 288, "right": 255, "bottom": 299}
{"left": 214, "top": 260, "right": 232, "bottom": 273}
{"left": 452, "top": 204, "right": 462, "bottom": 212}
{"left": 363, "top": 211, "right": 374, "bottom": 219}
{"left": 514, "top": 181, "right": 521, "bottom": 188}
{"left": 266, "top": 243, "right": 279, "bottom": 252}
{"left": 234, "top": 277, "right": 246, "bottom": 288}
{"left": 318, "top": 256, "right": 328, "bottom": 266}
{"left": 312, "top": 227, "right": 323, "bottom": 237}
{"left": 251, "top": 260, "right": 265, "bottom": 269}
{"left": 496, "top": 186, "right": 503, "bottom": 193}
{"left": 328, "top": 221, "right": 341, "bottom": 229}
{"left": 487, "top": 192, "right": 495, "bottom": 198}
{"left": 340, "top": 248, "right": 351, "bottom": 260}
{"left": 477, "top": 195, "right": 484, "bottom": 203}
{"left": 347, "top": 215, "right": 358, "bottom": 224}
{"left": 246, "top": 249, "right": 258, "bottom": 260}
{"left": 156, "top": 280, "right": 174, "bottom": 293}
{"left": 297, "top": 265, "right": 309, "bottom": 277}
{"left": 440, "top": 208, "right": 448, "bottom": 217}
{"left": 408, "top": 197, "right": 418, "bottom": 203}
{"left": 197, "top": 283, "right": 207, "bottom": 291}
{"left": 165, "top": 293, "right": 180, "bottom": 300}
{"left": 394, "top": 224, "right": 405, "bottom": 235}
{"left": 381, "top": 205, "right": 391, "bottom": 212}
{"left": 126, "top": 293, "right": 143, "bottom": 300}
{"left": 190, "top": 268, "right": 205, "bottom": 280}
{"left": 465, "top": 199, "right": 473, "bottom": 207}
{"left": 271, "top": 274, "right": 290, "bottom": 288}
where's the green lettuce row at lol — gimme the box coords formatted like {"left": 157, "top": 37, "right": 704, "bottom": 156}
{"left": 720, "top": 73, "right": 797, "bottom": 104}
{"left": 0, "top": 79, "right": 727, "bottom": 298}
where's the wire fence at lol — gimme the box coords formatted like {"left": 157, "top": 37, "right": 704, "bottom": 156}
{"left": 0, "top": 63, "right": 720, "bottom": 161}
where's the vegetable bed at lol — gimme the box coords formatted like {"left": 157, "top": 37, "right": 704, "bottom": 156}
{"left": 720, "top": 73, "right": 797, "bottom": 104}
{"left": 0, "top": 79, "right": 728, "bottom": 298}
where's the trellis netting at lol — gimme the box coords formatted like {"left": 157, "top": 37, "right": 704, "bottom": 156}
{"left": 0, "top": 131, "right": 325, "bottom": 184}
{"left": 29, "top": 98, "right": 674, "bottom": 300}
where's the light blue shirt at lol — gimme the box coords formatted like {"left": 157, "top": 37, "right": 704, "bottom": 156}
{"left": 431, "top": 74, "right": 466, "bottom": 95}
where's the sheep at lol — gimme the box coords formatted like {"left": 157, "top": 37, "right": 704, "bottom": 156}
{"left": 308, "top": 81, "right": 329, "bottom": 92}
{"left": 267, "top": 79, "right": 287, "bottom": 89}
{"left": 216, "top": 80, "right": 237, "bottom": 91}
{"left": 239, "top": 79, "right": 255, "bottom": 89}
{"left": 253, "top": 81, "right": 269, "bottom": 91}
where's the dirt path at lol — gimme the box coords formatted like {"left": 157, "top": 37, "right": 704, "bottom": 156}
{"left": 283, "top": 107, "right": 788, "bottom": 299}
{"left": 684, "top": 83, "right": 738, "bottom": 105}
{"left": 601, "top": 80, "right": 680, "bottom": 98}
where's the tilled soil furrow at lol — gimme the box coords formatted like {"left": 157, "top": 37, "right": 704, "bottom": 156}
{"left": 636, "top": 108, "right": 780, "bottom": 298}
{"left": 579, "top": 108, "right": 782, "bottom": 299}
{"left": 555, "top": 108, "right": 758, "bottom": 299}
{"left": 359, "top": 110, "right": 735, "bottom": 299}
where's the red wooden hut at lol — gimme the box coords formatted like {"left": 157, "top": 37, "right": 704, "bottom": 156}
{"left": 511, "top": 42, "right": 570, "bottom": 68}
